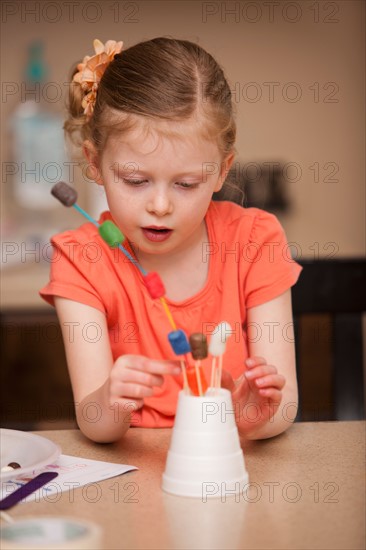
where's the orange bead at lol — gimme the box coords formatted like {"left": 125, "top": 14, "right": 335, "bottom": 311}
{"left": 186, "top": 365, "right": 208, "bottom": 396}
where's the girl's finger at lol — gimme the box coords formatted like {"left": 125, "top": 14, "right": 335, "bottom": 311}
{"left": 234, "top": 373, "right": 246, "bottom": 387}
{"left": 118, "top": 369, "right": 164, "bottom": 388}
{"left": 117, "top": 355, "right": 181, "bottom": 376}
{"left": 142, "top": 359, "right": 182, "bottom": 375}
{"left": 258, "top": 388, "right": 283, "bottom": 403}
{"left": 255, "top": 374, "right": 286, "bottom": 390}
{"left": 246, "top": 356, "right": 267, "bottom": 368}
{"left": 108, "top": 397, "right": 144, "bottom": 411}
{"left": 114, "top": 382, "right": 154, "bottom": 399}
{"left": 245, "top": 364, "right": 277, "bottom": 380}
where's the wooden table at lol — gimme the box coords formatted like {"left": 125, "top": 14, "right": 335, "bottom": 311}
{"left": 5, "top": 422, "right": 366, "bottom": 549}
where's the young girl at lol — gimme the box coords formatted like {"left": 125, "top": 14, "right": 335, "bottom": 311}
{"left": 40, "top": 37, "right": 302, "bottom": 443}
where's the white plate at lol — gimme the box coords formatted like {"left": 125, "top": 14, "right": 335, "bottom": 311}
{"left": 0, "top": 429, "right": 61, "bottom": 483}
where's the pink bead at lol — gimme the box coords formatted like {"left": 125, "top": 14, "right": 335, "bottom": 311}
{"left": 144, "top": 272, "right": 165, "bottom": 299}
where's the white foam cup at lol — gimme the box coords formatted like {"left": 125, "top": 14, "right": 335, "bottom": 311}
{"left": 162, "top": 388, "right": 249, "bottom": 498}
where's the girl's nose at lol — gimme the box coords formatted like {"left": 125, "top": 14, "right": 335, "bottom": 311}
{"left": 146, "top": 188, "right": 173, "bottom": 216}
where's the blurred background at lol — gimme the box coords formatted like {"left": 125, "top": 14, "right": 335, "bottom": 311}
{"left": 1, "top": 0, "right": 365, "bottom": 428}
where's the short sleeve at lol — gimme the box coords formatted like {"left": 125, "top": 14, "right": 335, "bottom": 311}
{"left": 244, "top": 210, "right": 302, "bottom": 309}
{"left": 39, "top": 231, "right": 106, "bottom": 314}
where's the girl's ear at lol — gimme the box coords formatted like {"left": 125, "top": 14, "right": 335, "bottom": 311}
{"left": 214, "top": 152, "right": 235, "bottom": 192}
{"left": 83, "top": 140, "right": 104, "bottom": 185}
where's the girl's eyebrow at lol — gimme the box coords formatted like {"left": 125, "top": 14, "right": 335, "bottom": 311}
{"left": 110, "top": 164, "right": 207, "bottom": 178}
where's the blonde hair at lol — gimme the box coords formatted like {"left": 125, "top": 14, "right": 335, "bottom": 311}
{"left": 64, "top": 36, "right": 236, "bottom": 161}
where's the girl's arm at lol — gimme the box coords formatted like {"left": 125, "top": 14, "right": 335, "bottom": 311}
{"left": 222, "top": 289, "right": 298, "bottom": 439}
{"left": 54, "top": 297, "right": 180, "bottom": 443}
{"left": 244, "top": 288, "right": 298, "bottom": 439}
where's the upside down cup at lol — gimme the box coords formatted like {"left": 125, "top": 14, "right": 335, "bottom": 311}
{"left": 162, "top": 388, "right": 249, "bottom": 498}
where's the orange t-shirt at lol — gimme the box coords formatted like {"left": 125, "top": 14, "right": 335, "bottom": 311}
{"left": 40, "top": 201, "right": 302, "bottom": 427}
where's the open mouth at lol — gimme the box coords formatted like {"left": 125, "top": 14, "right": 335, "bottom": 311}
{"left": 142, "top": 227, "right": 173, "bottom": 242}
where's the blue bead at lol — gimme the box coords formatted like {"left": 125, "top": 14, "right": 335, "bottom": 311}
{"left": 168, "top": 330, "right": 191, "bottom": 355}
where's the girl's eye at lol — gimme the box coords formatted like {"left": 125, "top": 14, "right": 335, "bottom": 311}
{"left": 176, "top": 182, "right": 200, "bottom": 189}
{"left": 122, "top": 179, "right": 200, "bottom": 189}
{"left": 123, "top": 179, "right": 146, "bottom": 186}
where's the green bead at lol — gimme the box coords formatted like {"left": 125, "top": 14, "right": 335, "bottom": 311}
{"left": 98, "top": 221, "right": 124, "bottom": 248}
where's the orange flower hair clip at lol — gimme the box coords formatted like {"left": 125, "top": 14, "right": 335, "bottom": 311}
{"left": 73, "top": 38, "right": 123, "bottom": 117}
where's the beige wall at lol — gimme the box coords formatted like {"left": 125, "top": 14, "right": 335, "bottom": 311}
{"left": 1, "top": 0, "right": 365, "bottom": 258}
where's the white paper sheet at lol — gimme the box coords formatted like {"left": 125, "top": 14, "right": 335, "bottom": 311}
{"left": 0, "top": 454, "right": 138, "bottom": 504}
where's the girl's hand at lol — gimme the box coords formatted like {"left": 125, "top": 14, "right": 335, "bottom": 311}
{"left": 220, "top": 356, "right": 286, "bottom": 438}
{"left": 108, "top": 354, "right": 182, "bottom": 411}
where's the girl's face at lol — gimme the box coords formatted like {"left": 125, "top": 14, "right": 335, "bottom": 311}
{"left": 86, "top": 120, "right": 234, "bottom": 262}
